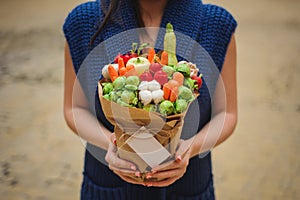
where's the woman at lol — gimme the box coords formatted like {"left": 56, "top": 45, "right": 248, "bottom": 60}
{"left": 63, "top": 0, "right": 237, "bottom": 199}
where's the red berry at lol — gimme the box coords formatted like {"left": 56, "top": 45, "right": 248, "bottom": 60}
{"left": 140, "top": 71, "right": 153, "bottom": 81}
{"left": 149, "top": 63, "right": 162, "bottom": 75}
{"left": 154, "top": 70, "right": 168, "bottom": 85}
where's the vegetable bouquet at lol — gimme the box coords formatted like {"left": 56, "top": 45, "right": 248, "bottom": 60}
{"left": 98, "top": 23, "right": 203, "bottom": 179}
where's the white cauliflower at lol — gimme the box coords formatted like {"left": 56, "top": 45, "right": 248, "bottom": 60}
{"left": 152, "top": 89, "right": 164, "bottom": 105}
{"left": 139, "top": 90, "right": 152, "bottom": 105}
{"left": 148, "top": 80, "right": 161, "bottom": 91}
{"left": 138, "top": 81, "right": 150, "bottom": 91}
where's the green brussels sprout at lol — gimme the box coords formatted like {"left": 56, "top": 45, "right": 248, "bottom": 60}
{"left": 121, "top": 90, "right": 136, "bottom": 104}
{"left": 103, "top": 94, "right": 111, "bottom": 100}
{"left": 113, "top": 76, "right": 126, "bottom": 90}
{"left": 143, "top": 104, "right": 158, "bottom": 112}
{"left": 162, "top": 65, "right": 175, "bottom": 77}
{"left": 117, "top": 98, "right": 131, "bottom": 107}
{"left": 102, "top": 83, "right": 114, "bottom": 95}
{"left": 159, "top": 100, "right": 174, "bottom": 116}
{"left": 175, "top": 63, "right": 190, "bottom": 77}
{"left": 116, "top": 90, "right": 123, "bottom": 97}
{"left": 174, "top": 99, "right": 188, "bottom": 114}
{"left": 125, "top": 84, "right": 138, "bottom": 91}
{"left": 110, "top": 91, "right": 119, "bottom": 102}
{"left": 125, "top": 76, "right": 140, "bottom": 86}
{"left": 178, "top": 86, "right": 194, "bottom": 102}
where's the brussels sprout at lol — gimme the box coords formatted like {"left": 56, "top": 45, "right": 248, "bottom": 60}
{"left": 178, "top": 86, "right": 194, "bottom": 102}
{"left": 121, "top": 90, "right": 136, "bottom": 104}
{"left": 102, "top": 83, "right": 114, "bottom": 95}
{"left": 159, "top": 100, "right": 174, "bottom": 116}
{"left": 174, "top": 99, "right": 188, "bottom": 114}
{"left": 175, "top": 63, "right": 190, "bottom": 77}
{"left": 103, "top": 94, "right": 111, "bottom": 100}
{"left": 110, "top": 91, "right": 119, "bottom": 102}
{"left": 125, "top": 84, "right": 138, "bottom": 91}
{"left": 162, "top": 65, "right": 175, "bottom": 77}
{"left": 116, "top": 90, "right": 123, "bottom": 97}
{"left": 125, "top": 76, "right": 140, "bottom": 86}
{"left": 117, "top": 98, "right": 131, "bottom": 107}
{"left": 143, "top": 104, "right": 158, "bottom": 112}
{"left": 113, "top": 76, "right": 126, "bottom": 90}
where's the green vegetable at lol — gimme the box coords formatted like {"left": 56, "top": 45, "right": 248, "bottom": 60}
{"left": 116, "top": 90, "right": 123, "bottom": 97}
{"left": 175, "top": 63, "right": 190, "bottom": 77}
{"left": 125, "top": 76, "right": 140, "bottom": 86}
{"left": 121, "top": 90, "right": 137, "bottom": 104}
{"left": 174, "top": 99, "right": 188, "bottom": 114}
{"left": 117, "top": 99, "right": 131, "bottom": 107}
{"left": 159, "top": 100, "right": 174, "bottom": 116}
{"left": 184, "top": 78, "right": 196, "bottom": 90}
{"left": 164, "top": 23, "right": 178, "bottom": 66}
{"left": 113, "top": 76, "right": 126, "bottom": 90}
{"left": 110, "top": 91, "right": 119, "bottom": 102}
{"left": 143, "top": 104, "right": 157, "bottom": 112}
{"left": 102, "top": 83, "right": 114, "bottom": 95}
{"left": 103, "top": 94, "right": 111, "bottom": 100}
{"left": 125, "top": 84, "right": 138, "bottom": 91}
{"left": 178, "top": 86, "right": 194, "bottom": 102}
{"left": 162, "top": 65, "right": 175, "bottom": 77}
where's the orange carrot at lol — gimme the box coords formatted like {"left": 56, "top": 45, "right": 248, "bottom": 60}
{"left": 148, "top": 47, "right": 155, "bottom": 63}
{"left": 161, "top": 51, "right": 168, "bottom": 65}
{"left": 118, "top": 57, "right": 125, "bottom": 70}
{"left": 119, "top": 67, "right": 127, "bottom": 76}
{"left": 126, "top": 64, "right": 135, "bottom": 71}
{"left": 172, "top": 72, "right": 184, "bottom": 86}
{"left": 163, "top": 83, "right": 171, "bottom": 100}
{"left": 168, "top": 80, "right": 179, "bottom": 89}
{"left": 125, "top": 64, "right": 138, "bottom": 77}
{"left": 169, "top": 87, "right": 179, "bottom": 102}
{"left": 108, "top": 65, "right": 118, "bottom": 81}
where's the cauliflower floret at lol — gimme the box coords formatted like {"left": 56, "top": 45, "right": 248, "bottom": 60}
{"left": 148, "top": 80, "right": 161, "bottom": 91}
{"left": 152, "top": 89, "right": 164, "bottom": 105}
{"left": 139, "top": 90, "right": 152, "bottom": 105}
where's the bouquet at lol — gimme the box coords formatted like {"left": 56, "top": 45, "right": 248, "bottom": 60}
{"left": 98, "top": 23, "right": 203, "bottom": 180}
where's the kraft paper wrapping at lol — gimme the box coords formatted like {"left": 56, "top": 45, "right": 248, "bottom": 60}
{"left": 98, "top": 81, "right": 186, "bottom": 180}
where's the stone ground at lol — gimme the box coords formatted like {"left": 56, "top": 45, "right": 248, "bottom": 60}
{"left": 0, "top": 0, "right": 299, "bottom": 199}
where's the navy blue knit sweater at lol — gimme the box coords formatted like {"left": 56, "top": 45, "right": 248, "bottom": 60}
{"left": 63, "top": 0, "right": 237, "bottom": 199}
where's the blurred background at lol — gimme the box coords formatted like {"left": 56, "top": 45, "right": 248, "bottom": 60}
{"left": 0, "top": 0, "right": 299, "bottom": 199}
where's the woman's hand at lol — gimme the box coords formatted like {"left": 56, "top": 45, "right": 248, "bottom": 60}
{"left": 105, "top": 133, "right": 146, "bottom": 186}
{"left": 144, "top": 139, "right": 193, "bottom": 187}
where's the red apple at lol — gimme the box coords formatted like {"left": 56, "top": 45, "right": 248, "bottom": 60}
{"left": 149, "top": 63, "right": 162, "bottom": 75}
{"left": 140, "top": 71, "right": 153, "bottom": 81}
{"left": 154, "top": 70, "right": 168, "bottom": 85}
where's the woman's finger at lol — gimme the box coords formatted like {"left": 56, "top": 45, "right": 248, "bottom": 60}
{"left": 151, "top": 159, "right": 178, "bottom": 172}
{"left": 114, "top": 172, "right": 145, "bottom": 186}
{"left": 105, "top": 143, "right": 137, "bottom": 171}
{"left": 147, "top": 168, "right": 182, "bottom": 181}
{"left": 145, "top": 177, "right": 178, "bottom": 187}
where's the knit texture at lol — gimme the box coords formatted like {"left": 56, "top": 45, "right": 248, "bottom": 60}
{"left": 63, "top": 0, "right": 237, "bottom": 199}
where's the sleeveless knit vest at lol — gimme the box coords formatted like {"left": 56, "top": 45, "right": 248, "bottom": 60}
{"left": 63, "top": 0, "right": 237, "bottom": 199}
